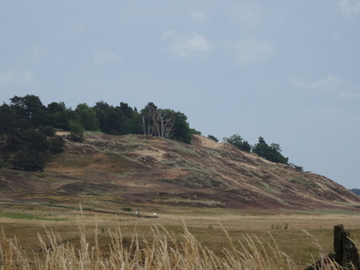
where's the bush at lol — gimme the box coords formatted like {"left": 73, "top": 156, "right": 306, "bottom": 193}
{"left": 69, "top": 120, "right": 84, "bottom": 142}
{"left": 208, "top": 134, "right": 218, "bottom": 142}
{"left": 223, "top": 134, "right": 251, "bottom": 152}
{"left": 39, "top": 125, "right": 55, "bottom": 136}
{"left": 49, "top": 136, "right": 65, "bottom": 153}
{"left": 10, "top": 152, "right": 44, "bottom": 172}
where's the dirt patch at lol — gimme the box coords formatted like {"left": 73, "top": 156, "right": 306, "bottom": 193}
{"left": 132, "top": 148, "right": 167, "bottom": 161}
{"left": 55, "top": 131, "right": 70, "bottom": 136}
{"left": 161, "top": 168, "right": 190, "bottom": 179}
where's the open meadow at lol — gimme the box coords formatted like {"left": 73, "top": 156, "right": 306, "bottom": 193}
{"left": 1, "top": 203, "right": 360, "bottom": 269}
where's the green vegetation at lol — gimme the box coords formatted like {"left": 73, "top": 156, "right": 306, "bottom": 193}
{"left": 207, "top": 134, "right": 218, "bottom": 142}
{"left": 223, "top": 134, "right": 251, "bottom": 152}
{"left": 223, "top": 135, "right": 303, "bottom": 169}
{"left": 350, "top": 189, "right": 360, "bottom": 195}
{"left": 252, "top": 136, "right": 288, "bottom": 164}
{"left": 0, "top": 95, "right": 193, "bottom": 171}
{"left": 0, "top": 94, "right": 303, "bottom": 172}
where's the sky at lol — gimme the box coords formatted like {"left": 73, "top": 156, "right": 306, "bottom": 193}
{"left": 0, "top": 1, "right": 359, "bottom": 188}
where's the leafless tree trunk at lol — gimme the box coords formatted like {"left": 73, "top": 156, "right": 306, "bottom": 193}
{"left": 142, "top": 107, "right": 176, "bottom": 139}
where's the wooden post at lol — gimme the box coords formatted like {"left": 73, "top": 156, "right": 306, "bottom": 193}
{"left": 304, "top": 225, "right": 360, "bottom": 270}
{"left": 334, "top": 224, "right": 360, "bottom": 270}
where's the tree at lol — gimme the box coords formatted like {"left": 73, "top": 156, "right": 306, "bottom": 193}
{"left": 171, "top": 111, "right": 191, "bottom": 143}
{"left": 69, "top": 120, "right": 84, "bottom": 142}
{"left": 190, "top": 128, "right": 202, "bottom": 135}
{"left": 94, "top": 101, "right": 120, "bottom": 134}
{"left": 11, "top": 151, "right": 44, "bottom": 172}
{"left": 141, "top": 102, "right": 158, "bottom": 136}
{"left": 223, "top": 134, "right": 251, "bottom": 152}
{"left": 0, "top": 103, "right": 20, "bottom": 152}
{"left": 47, "top": 102, "right": 71, "bottom": 130}
{"left": 9, "top": 129, "right": 48, "bottom": 172}
{"left": 49, "top": 136, "right": 65, "bottom": 153}
{"left": 10, "top": 95, "right": 47, "bottom": 128}
{"left": 252, "top": 137, "right": 288, "bottom": 164}
{"left": 94, "top": 101, "right": 142, "bottom": 135}
{"left": 140, "top": 103, "right": 191, "bottom": 143}
{"left": 75, "top": 103, "right": 99, "bottom": 131}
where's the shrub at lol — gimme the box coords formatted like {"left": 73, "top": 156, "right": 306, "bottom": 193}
{"left": 49, "top": 136, "right": 65, "bottom": 153}
{"left": 208, "top": 134, "right": 218, "bottom": 142}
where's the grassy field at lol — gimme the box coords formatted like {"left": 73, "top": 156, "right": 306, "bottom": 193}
{"left": 1, "top": 204, "right": 360, "bottom": 269}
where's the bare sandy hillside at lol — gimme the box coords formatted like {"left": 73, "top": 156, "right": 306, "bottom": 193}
{"left": 1, "top": 132, "right": 360, "bottom": 211}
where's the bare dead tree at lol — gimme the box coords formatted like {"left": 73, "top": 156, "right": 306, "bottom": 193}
{"left": 155, "top": 109, "right": 176, "bottom": 139}
{"left": 141, "top": 105, "right": 176, "bottom": 139}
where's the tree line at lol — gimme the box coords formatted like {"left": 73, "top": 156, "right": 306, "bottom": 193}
{"left": 213, "top": 134, "right": 303, "bottom": 171}
{"left": 0, "top": 95, "right": 193, "bottom": 171}
{"left": 0, "top": 94, "right": 301, "bottom": 172}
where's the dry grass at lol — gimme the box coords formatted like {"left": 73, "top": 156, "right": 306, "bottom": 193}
{"left": 1, "top": 205, "right": 360, "bottom": 269}
{"left": 0, "top": 214, "right": 351, "bottom": 270}
{"left": 0, "top": 222, "right": 304, "bottom": 269}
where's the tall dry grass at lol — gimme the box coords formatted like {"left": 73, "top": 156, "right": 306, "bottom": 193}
{"left": 0, "top": 221, "right": 344, "bottom": 270}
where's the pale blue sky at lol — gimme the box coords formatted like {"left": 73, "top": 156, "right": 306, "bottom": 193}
{"left": 1, "top": 1, "right": 359, "bottom": 188}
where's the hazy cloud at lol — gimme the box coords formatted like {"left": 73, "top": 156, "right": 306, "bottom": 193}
{"left": 235, "top": 38, "right": 273, "bottom": 64}
{"left": 162, "top": 31, "right": 211, "bottom": 58}
{"left": 339, "top": 91, "right": 360, "bottom": 98}
{"left": 0, "top": 70, "right": 34, "bottom": 85}
{"left": 233, "top": 4, "right": 264, "bottom": 28}
{"left": 31, "top": 44, "right": 48, "bottom": 61}
{"left": 339, "top": 0, "right": 360, "bottom": 15}
{"left": 190, "top": 11, "right": 209, "bottom": 24}
{"left": 93, "top": 51, "right": 121, "bottom": 65}
{"left": 332, "top": 31, "right": 341, "bottom": 40}
{"left": 293, "top": 75, "right": 344, "bottom": 93}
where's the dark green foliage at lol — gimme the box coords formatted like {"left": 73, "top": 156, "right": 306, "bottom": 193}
{"left": 69, "top": 120, "right": 84, "bottom": 142}
{"left": 140, "top": 102, "right": 158, "bottom": 136}
{"left": 0, "top": 94, "right": 198, "bottom": 170}
{"left": 122, "top": 207, "right": 133, "bottom": 212}
{"left": 350, "top": 189, "right": 360, "bottom": 195}
{"left": 19, "top": 129, "right": 49, "bottom": 158}
{"left": 8, "top": 129, "right": 48, "bottom": 172}
{"left": 11, "top": 152, "right": 44, "bottom": 172}
{"left": 49, "top": 136, "right": 65, "bottom": 153}
{"left": 289, "top": 163, "right": 304, "bottom": 171}
{"left": 207, "top": 135, "right": 218, "bottom": 142}
{"left": 252, "top": 137, "right": 288, "bottom": 164}
{"left": 39, "top": 125, "right": 55, "bottom": 136}
{"left": 47, "top": 102, "right": 71, "bottom": 130}
{"left": 10, "top": 95, "right": 48, "bottom": 128}
{"left": 190, "top": 128, "right": 202, "bottom": 135}
{"left": 171, "top": 111, "right": 192, "bottom": 144}
{"left": 223, "top": 134, "right": 251, "bottom": 152}
{"left": 0, "top": 103, "right": 20, "bottom": 152}
{"left": 94, "top": 101, "right": 142, "bottom": 135}
{"left": 140, "top": 103, "right": 192, "bottom": 143}
{"left": 75, "top": 103, "right": 99, "bottom": 131}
